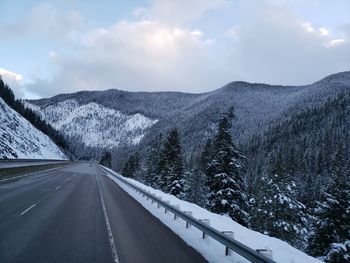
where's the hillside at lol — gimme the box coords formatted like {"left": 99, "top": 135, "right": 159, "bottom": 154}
{"left": 26, "top": 71, "right": 350, "bottom": 162}
{"left": 26, "top": 99, "right": 158, "bottom": 149}
{"left": 0, "top": 97, "right": 66, "bottom": 159}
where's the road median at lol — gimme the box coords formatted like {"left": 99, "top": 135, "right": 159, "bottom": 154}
{"left": 0, "top": 162, "right": 71, "bottom": 182}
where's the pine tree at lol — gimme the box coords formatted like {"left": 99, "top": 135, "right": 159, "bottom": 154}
{"left": 158, "top": 128, "right": 184, "bottom": 197}
{"left": 307, "top": 151, "right": 350, "bottom": 262}
{"left": 200, "top": 139, "right": 213, "bottom": 171}
{"left": 251, "top": 173, "right": 308, "bottom": 248}
{"left": 100, "top": 151, "right": 112, "bottom": 168}
{"left": 184, "top": 166, "right": 208, "bottom": 207}
{"left": 122, "top": 153, "right": 140, "bottom": 178}
{"left": 206, "top": 107, "right": 248, "bottom": 226}
{"left": 145, "top": 134, "right": 163, "bottom": 188}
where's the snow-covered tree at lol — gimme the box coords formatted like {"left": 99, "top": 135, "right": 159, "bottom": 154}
{"left": 251, "top": 173, "right": 308, "bottom": 248}
{"left": 144, "top": 134, "right": 163, "bottom": 188}
{"left": 184, "top": 167, "right": 208, "bottom": 207}
{"left": 206, "top": 107, "right": 248, "bottom": 226}
{"left": 307, "top": 154, "right": 350, "bottom": 262}
{"left": 158, "top": 128, "right": 184, "bottom": 197}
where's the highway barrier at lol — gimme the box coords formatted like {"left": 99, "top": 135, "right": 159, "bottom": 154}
{"left": 101, "top": 166, "right": 276, "bottom": 263}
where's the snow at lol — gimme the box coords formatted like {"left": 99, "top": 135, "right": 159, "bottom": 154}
{"left": 0, "top": 98, "right": 67, "bottom": 159}
{"left": 25, "top": 99, "right": 158, "bottom": 149}
{"left": 102, "top": 167, "right": 322, "bottom": 263}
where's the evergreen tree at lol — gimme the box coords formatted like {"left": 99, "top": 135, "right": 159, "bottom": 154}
{"left": 200, "top": 139, "right": 213, "bottom": 171}
{"left": 122, "top": 153, "right": 140, "bottom": 178}
{"left": 184, "top": 166, "right": 208, "bottom": 207}
{"left": 145, "top": 134, "right": 163, "bottom": 188}
{"left": 307, "top": 155, "right": 350, "bottom": 262}
{"left": 251, "top": 173, "right": 308, "bottom": 248}
{"left": 206, "top": 107, "right": 248, "bottom": 226}
{"left": 100, "top": 151, "right": 112, "bottom": 168}
{"left": 158, "top": 128, "right": 184, "bottom": 197}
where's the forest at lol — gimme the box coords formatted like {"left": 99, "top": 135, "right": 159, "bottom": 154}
{"left": 120, "top": 96, "right": 350, "bottom": 263}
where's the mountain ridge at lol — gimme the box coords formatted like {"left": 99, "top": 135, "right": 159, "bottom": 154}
{"left": 26, "top": 71, "right": 350, "bottom": 164}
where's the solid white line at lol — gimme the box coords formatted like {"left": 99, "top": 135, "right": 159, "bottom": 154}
{"left": 20, "top": 203, "right": 36, "bottom": 216}
{"left": 55, "top": 185, "right": 61, "bottom": 190}
{"left": 96, "top": 174, "right": 119, "bottom": 263}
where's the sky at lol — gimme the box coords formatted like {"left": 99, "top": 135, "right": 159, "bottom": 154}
{"left": 0, "top": 0, "right": 349, "bottom": 99}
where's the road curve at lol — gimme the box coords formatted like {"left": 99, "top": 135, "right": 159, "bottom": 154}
{"left": 0, "top": 163, "right": 207, "bottom": 263}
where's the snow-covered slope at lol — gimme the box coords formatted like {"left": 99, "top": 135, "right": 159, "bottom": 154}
{"left": 26, "top": 99, "right": 157, "bottom": 149}
{"left": 103, "top": 167, "right": 321, "bottom": 263}
{"left": 28, "top": 72, "right": 350, "bottom": 158}
{"left": 0, "top": 98, "right": 66, "bottom": 159}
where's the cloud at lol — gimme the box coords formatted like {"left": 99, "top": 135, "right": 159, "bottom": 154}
{"left": 0, "top": 68, "right": 22, "bottom": 82}
{"left": 0, "top": 68, "right": 25, "bottom": 97}
{"left": 26, "top": 19, "right": 222, "bottom": 97}
{"left": 147, "top": 0, "right": 230, "bottom": 25}
{"left": 0, "top": 3, "right": 84, "bottom": 40}
{"left": 19, "top": 1, "right": 350, "bottom": 98}
{"left": 223, "top": 1, "right": 350, "bottom": 85}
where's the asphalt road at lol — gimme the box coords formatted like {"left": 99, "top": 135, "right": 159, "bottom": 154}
{"left": 0, "top": 163, "right": 207, "bottom": 263}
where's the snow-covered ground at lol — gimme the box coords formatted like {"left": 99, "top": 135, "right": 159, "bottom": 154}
{"left": 102, "top": 167, "right": 322, "bottom": 263}
{"left": 0, "top": 98, "right": 67, "bottom": 159}
{"left": 25, "top": 99, "right": 158, "bottom": 149}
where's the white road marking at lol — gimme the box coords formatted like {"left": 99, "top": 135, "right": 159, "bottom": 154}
{"left": 96, "top": 174, "right": 119, "bottom": 263}
{"left": 55, "top": 185, "right": 61, "bottom": 190}
{"left": 20, "top": 204, "right": 36, "bottom": 216}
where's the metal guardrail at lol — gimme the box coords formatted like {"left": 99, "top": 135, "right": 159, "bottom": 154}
{"left": 101, "top": 166, "right": 276, "bottom": 263}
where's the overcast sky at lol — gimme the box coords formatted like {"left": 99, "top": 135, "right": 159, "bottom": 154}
{"left": 0, "top": 0, "right": 349, "bottom": 98}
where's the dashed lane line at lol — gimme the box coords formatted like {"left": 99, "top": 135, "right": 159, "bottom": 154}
{"left": 20, "top": 204, "right": 36, "bottom": 216}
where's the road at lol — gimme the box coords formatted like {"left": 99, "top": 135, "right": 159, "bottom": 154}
{"left": 0, "top": 163, "right": 207, "bottom": 263}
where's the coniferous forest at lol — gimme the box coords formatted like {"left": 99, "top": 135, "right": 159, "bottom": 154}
{"left": 121, "top": 95, "right": 350, "bottom": 262}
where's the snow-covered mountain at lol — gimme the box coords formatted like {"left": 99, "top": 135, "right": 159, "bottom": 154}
{"left": 26, "top": 99, "right": 157, "bottom": 149}
{"left": 27, "top": 71, "right": 350, "bottom": 159}
{"left": 0, "top": 98, "right": 67, "bottom": 159}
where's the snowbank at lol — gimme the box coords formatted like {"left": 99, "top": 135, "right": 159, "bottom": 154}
{"left": 102, "top": 167, "right": 322, "bottom": 263}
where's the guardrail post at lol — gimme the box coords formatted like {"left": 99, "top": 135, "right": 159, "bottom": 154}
{"left": 164, "top": 201, "right": 170, "bottom": 213}
{"left": 199, "top": 219, "right": 210, "bottom": 239}
{"left": 256, "top": 249, "right": 273, "bottom": 260}
{"left": 183, "top": 211, "right": 193, "bottom": 228}
{"left": 173, "top": 204, "right": 180, "bottom": 220}
{"left": 157, "top": 196, "right": 162, "bottom": 208}
{"left": 221, "top": 231, "right": 234, "bottom": 255}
